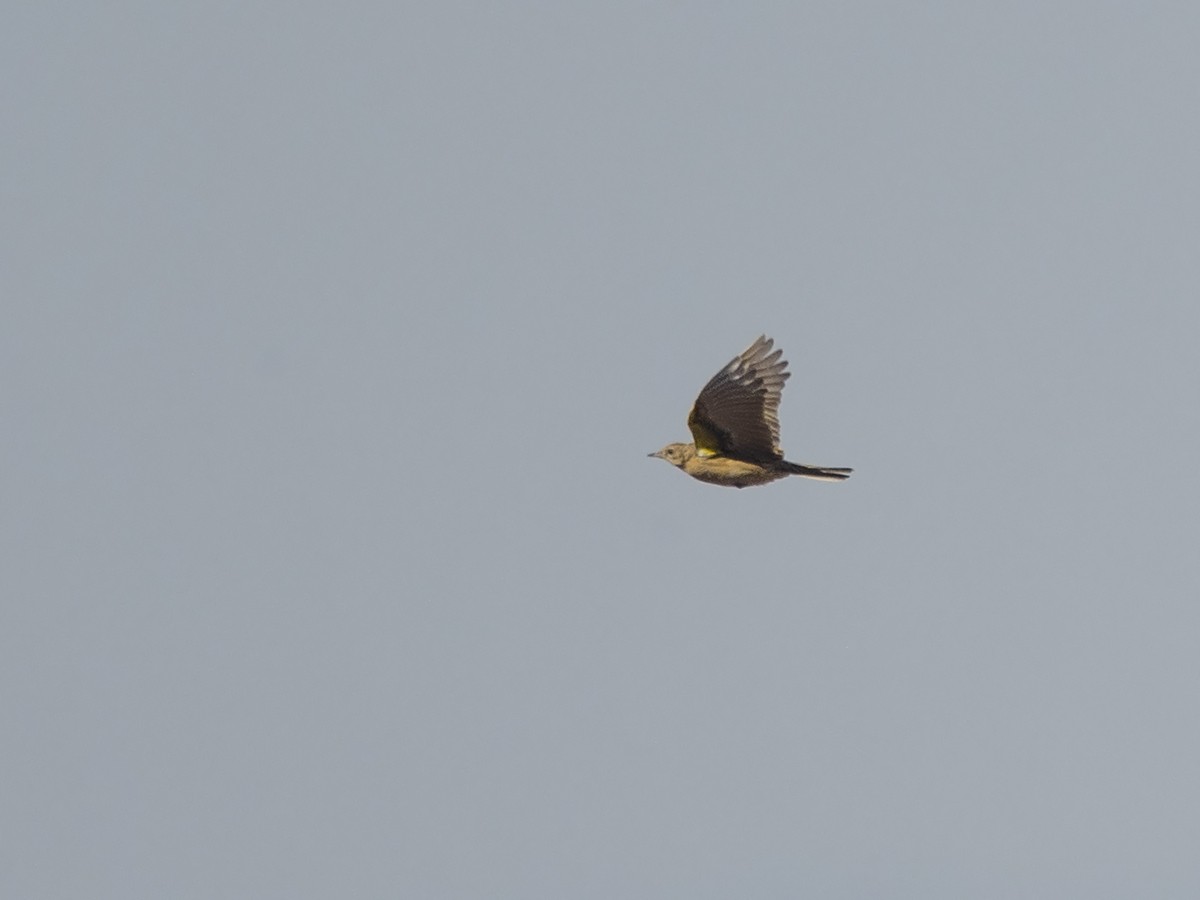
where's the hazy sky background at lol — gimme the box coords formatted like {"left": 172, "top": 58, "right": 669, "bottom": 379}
{"left": 6, "top": 3, "right": 1200, "bottom": 897}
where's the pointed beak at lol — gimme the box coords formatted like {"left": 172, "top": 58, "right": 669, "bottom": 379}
{"left": 647, "top": 450, "right": 660, "bottom": 459}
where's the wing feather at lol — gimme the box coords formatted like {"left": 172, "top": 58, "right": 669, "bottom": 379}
{"left": 686, "top": 335, "right": 789, "bottom": 462}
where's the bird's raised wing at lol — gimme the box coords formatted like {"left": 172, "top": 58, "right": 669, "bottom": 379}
{"left": 687, "top": 335, "right": 789, "bottom": 462}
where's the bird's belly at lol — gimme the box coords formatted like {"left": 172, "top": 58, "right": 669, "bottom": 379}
{"left": 683, "top": 456, "right": 785, "bottom": 488}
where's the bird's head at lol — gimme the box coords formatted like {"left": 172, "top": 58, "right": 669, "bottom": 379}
{"left": 648, "top": 442, "right": 694, "bottom": 468}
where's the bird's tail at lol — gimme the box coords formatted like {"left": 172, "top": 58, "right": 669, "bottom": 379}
{"left": 782, "top": 461, "right": 853, "bottom": 482}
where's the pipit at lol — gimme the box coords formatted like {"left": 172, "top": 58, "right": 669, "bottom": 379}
{"left": 649, "top": 335, "right": 852, "bottom": 488}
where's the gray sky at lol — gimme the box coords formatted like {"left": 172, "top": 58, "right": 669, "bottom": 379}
{"left": 5, "top": 3, "right": 1200, "bottom": 897}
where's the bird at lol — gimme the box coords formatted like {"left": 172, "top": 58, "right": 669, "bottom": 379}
{"left": 649, "top": 335, "right": 852, "bottom": 488}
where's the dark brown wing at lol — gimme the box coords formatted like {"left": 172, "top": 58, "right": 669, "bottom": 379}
{"left": 687, "top": 335, "right": 789, "bottom": 462}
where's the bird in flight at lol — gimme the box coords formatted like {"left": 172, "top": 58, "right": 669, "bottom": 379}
{"left": 649, "top": 335, "right": 852, "bottom": 488}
